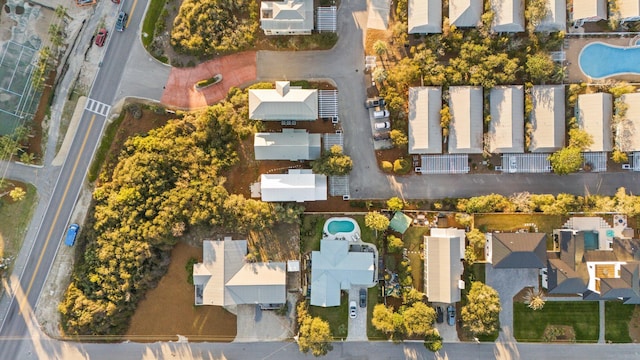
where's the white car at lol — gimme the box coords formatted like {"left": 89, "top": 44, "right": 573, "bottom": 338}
{"left": 349, "top": 301, "right": 357, "bottom": 319}
{"left": 374, "top": 121, "right": 390, "bottom": 130}
{"left": 373, "top": 110, "right": 390, "bottom": 119}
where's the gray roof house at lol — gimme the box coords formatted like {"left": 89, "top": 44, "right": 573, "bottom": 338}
{"left": 572, "top": 0, "right": 607, "bottom": 21}
{"left": 449, "top": 0, "right": 482, "bottom": 27}
{"left": 448, "top": 86, "right": 483, "bottom": 154}
{"left": 490, "top": 0, "right": 524, "bottom": 32}
{"left": 249, "top": 81, "right": 318, "bottom": 121}
{"left": 577, "top": 93, "right": 612, "bottom": 152}
{"left": 260, "top": 0, "right": 313, "bottom": 35}
{"left": 408, "top": 0, "right": 442, "bottom": 34}
{"left": 535, "top": 0, "right": 567, "bottom": 32}
{"left": 408, "top": 87, "right": 442, "bottom": 154}
{"left": 529, "top": 85, "right": 565, "bottom": 152}
{"left": 620, "top": 0, "right": 640, "bottom": 22}
{"left": 254, "top": 129, "right": 321, "bottom": 161}
{"left": 618, "top": 93, "right": 640, "bottom": 152}
{"left": 193, "top": 238, "right": 286, "bottom": 307}
{"left": 424, "top": 228, "right": 465, "bottom": 303}
{"left": 490, "top": 232, "right": 547, "bottom": 268}
{"left": 310, "top": 239, "right": 377, "bottom": 307}
{"left": 489, "top": 86, "right": 524, "bottom": 153}
{"left": 260, "top": 169, "right": 327, "bottom": 202}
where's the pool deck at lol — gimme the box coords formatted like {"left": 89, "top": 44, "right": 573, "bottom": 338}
{"left": 567, "top": 36, "right": 640, "bottom": 83}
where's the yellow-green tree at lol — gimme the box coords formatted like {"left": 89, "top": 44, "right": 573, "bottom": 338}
{"left": 461, "top": 282, "right": 501, "bottom": 335}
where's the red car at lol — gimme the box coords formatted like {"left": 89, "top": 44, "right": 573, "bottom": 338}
{"left": 95, "top": 28, "right": 107, "bottom": 47}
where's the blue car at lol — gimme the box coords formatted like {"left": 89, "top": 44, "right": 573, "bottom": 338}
{"left": 65, "top": 224, "right": 79, "bottom": 246}
{"left": 447, "top": 305, "right": 456, "bottom": 326}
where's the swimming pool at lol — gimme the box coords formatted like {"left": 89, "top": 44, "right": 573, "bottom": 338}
{"left": 583, "top": 231, "right": 599, "bottom": 251}
{"left": 323, "top": 217, "right": 361, "bottom": 241}
{"left": 579, "top": 42, "right": 640, "bottom": 79}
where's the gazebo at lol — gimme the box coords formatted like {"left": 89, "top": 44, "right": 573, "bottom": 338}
{"left": 389, "top": 211, "right": 412, "bottom": 234}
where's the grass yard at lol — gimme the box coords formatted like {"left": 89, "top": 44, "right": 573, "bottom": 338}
{"left": 474, "top": 214, "right": 565, "bottom": 249}
{"left": 309, "top": 292, "right": 349, "bottom": 340}
{"left": 367, "top": 286, "right": 386, "bottom": 340}
{"left": 0, "top": 183, "right": 37, "bottom": 261}
{"left": 141, "top": 0, "right": 166, "bottom": 48}
{"left": 300, "top": 214, "right": 328, "bottom": 253}
{"left": 402, "top": 227, "right": 429, "bottom": 292}
{"left": 513, "top": 301, "right": 599, "bottom": 343}
{"left": 605, "top": 302, "right": 635, "bottom": 343}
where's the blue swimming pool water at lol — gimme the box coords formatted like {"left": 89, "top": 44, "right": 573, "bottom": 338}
{"left": 579, "top": 42, "right": 640, "bottom": 79}
{"left": 584, "top": 231, "right": 599, "bottom": 251}
{"left": 327, "top": 220, "right": 355, "bottom": 234}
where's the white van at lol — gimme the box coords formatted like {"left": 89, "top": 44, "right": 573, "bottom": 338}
{"left": 373, "top": 109, "right": 389, "bottom": 119}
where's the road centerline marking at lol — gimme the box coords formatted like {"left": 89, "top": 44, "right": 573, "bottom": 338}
{"left": 127, "top": 0, "right": 139, "bottom": 28}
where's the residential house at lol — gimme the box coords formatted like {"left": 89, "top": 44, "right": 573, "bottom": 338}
{"left": 619, "top": 0, "right": 640, "bottom": 22}
{"left": 449, "top": 0, "right": 482, "bottom": 28}
{"left": 260, "top": 0, "right": 313, "bottom": 35}
{"left": 193, "top": 238, "right": 286, "bottom": 307}
{"left": 249, "top": 81, "right": 318, "bottom": 121}
{"left": 529, "top": 85, "right": 565, "bottom": 152}
{"left": 490, "top": 0, "right": 524, "bottom": 32}
{"left": 408, "top": 0, "right": 442, "bottom": 33}
{"left": 535, "top": 0, "right": 567, "bottom": 32}
{"left": 310, "top": 239, "right": 377, "bottom": 307}
{"left": 448, "top": 86, "right": 483, "bottom": 154}
{"left": 489, "top": 86, "right": 524, "bottom": 153}
{"left": 572, "top": 0, "right": 607, "bottom": 22}
{"left": 577, "top": 93, "right": 612, "bottom": 152}
{"left": 488, "top": 232, "right": 547, "bottom": 268}
{"left": 617, "top": 93, "right": 640, "bottom": 152}
{"left": 260, "top": 169, "right": 327, "bottom": 202}
{"left": 408, "top": 87, "right": 442, "bottom": 154}
{"left": 424, "top": 228, "right": 466, "bottom": 303}
{"left": 254, "top": 129, "right": 321, "bottom": 161}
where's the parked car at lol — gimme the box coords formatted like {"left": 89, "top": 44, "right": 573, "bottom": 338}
{"left": 359, "top": 288, "right": 367, "bottom": 308}
{"left": 436, "top": 306, "right": 444, "bottom": 324}
{"left": 374, "top": 121, "right": 390, "bottom": 130}
{"left": 115, "top": 11, "right": 128, "bottom": 31}
{"left": 447, "top": 305, "right": 456, "bottom": 326}
{"left": 349, "top": 301, "right": 357, "bottom": 319}
{"left": 365, "top": 97, "right": 385, "bottom": 108}
{"left": 65, "top": 224, "right": 80, "bottom": 246}
{"left": 95, "top": 28, "right": 108, "bottom": 47}
{"left": 373, "top": 131, "right": 390, "bottom": 141}
{"left": 373, "top": 109, "right": 390, "bottom": 119}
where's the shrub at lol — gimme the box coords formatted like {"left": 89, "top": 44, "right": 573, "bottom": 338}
{"left": 381, "top": 160, "right": 393, "bottom": 172}
{"left": 424, "top": 331, "right": 443, "bottom": 352}
{"left": 393, "top": 158, "right": 411, "bottom": 174}
{"left": 185, "top": 257, "right": 197, "bottom": 285}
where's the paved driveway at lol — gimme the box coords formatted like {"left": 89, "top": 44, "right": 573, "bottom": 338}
{"left": 234, "top": 293, "right": 297, "bottom": 342}
{"left": 346, "top": 285, "right": 368, "bottom": 341}
{"left": 485, "top": 264, "right": 539, "bottom": 341}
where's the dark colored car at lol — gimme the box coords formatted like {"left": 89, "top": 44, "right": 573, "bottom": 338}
{"left": 365, "top": 97, "right": 385, "bottom": 108}
{"left": 436, "top": 306, "right": 444, "bottom": 324}
{"left": 95, "top": 28, "right": 108, "bottom": 47}
{"left": 65, "top": 224, "right": 79, "bottom": 246}
{"left": 373, "top": 131, "right": 390, "bottom": 141}
{"left": 447, "top": 305, "right": 456, "bottom": 326}
{"left": 115, "top": 11, "right": 128, "bottom": 32}
{"left": 359, "top": 288, "right": 367, "bottom": 308}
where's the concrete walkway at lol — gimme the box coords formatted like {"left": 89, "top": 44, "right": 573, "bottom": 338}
{"left": 599, "top": 300, "right": 605, "bottom": 344}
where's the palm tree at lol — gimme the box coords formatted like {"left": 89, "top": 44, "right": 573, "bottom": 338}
{"left": 373, "top": 40, "right": 388, "bottom": 60}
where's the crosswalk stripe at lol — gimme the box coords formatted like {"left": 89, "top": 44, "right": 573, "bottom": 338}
{"left": 84, "top": 98, "right": 111, "bottom": 117}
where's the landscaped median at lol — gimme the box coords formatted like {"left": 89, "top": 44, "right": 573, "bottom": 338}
{"left": 513, "top": 301, "right": 599, "bottom": 343}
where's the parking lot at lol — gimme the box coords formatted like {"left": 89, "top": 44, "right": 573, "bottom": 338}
{"left": 365, "top": 96, "right": 393, "bottom": 150}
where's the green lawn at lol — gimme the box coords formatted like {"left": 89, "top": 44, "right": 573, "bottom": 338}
{"left": 513, "top": 301, "right": 599, "bottom": 342}
{"left": 402, "top": 227, "right": 429, "bottom": 291}
{"left": 605, "top": 302, "right": 635, "bottom": 343}
{"left": 0, "top": 184, "right": 37, "bottom": 261}
{"left": 141, "top": 0, "right": 166, "bottom": 48}
{"left": 309, "top": 292, "right": 349, "bottom": 340}
{"left": 367, "top": 286, "right": 386, "bottom": 340}
{"left": 300, "top": 214, "right": 326, "bottom": 253}
{"left": 354, "top": 215, "right": 382, "bottom": 245}
{"left": 474, "top": 214, "right": 565, "bottom": 249}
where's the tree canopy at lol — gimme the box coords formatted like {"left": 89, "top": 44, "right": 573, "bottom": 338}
{"left": 365, "top": 211, "right": 390, "bottom": 231}
{"left": 461, "top": 282, "right": 501, "bottom": 335}
{"left": 297, "top": 301, "right": 333, "bottom": 357}
{"left": 311, "top": 145, "right": 353, "bottom": 176}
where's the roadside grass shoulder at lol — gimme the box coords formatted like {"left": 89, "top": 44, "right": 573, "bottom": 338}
{"left": 0, "top": 184, "right": 37, "bottom": 260}
{"left": 141, "top": 0, "right": 166, "bottom": 48}
{"left": 87, "top": 112, "right": 125, "bottom": 182}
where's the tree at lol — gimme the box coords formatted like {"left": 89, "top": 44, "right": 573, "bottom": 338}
{"left": 402, "top": 301, "right": 436, "bottom": 336}
{"left": 311, "top": 145, "right": 353, "bottom": 176}
{"left": 365, "top": 211, "right": 389, "bottom": 231}
{"left": 611, "top": 149, "right": 628, "bottom": 164}
{"left": 548, "top": 147, "right": 583, "bottom": 175}
{"left": 297, "top": 301, "right": 333, "bottom": 356}
{"left": 373, "top": 40, "right": 388, "bottom": 58}
{"left": 526, "top": 52, "right": 555, "bottom": 83}
{"left": 524, "top": 288, "right": 546, "bottom": 311}
{"left": 372, "top": 67, "right": 387, "bottom": 83}
{"left": 424, "top": 330, "right": 443, "bottom": 352}
{"left": 372, "top": 304, "right": 401, "bottom": 335}
{"left": 440, "top": 105, "right": 452, "bottom": 136}
{"left": 390, "top": 129, "right": 408, "bottom": 148}
{"left": 466, "top": 228, "right": 485, "bottom": 250}
{"left": 387, "top": 234, "right": 404, "bottom": 253}
{"left": 614, "top": 187, "right": 640, "bottom": 216}
{"left": 568, "top": 128, "right": 593, "bottom": 150}
{"left": 464, "top": 246, "right": 477, "bottom": 265}
{"left": 524, "top": 0, "right": 550, "bottom": 33}
{"left": 461, "top": 282, "right": 501, "bottom": 335}
{"left": 9, "top": 187, "right": 26, "bottom": 202}
{"left": 386, "top": 197, "right": 404, "bottom": 211}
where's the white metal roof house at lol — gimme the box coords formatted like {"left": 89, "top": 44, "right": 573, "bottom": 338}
{"left": 449, "top": 0, "right": 482, "bottom": 27}
{"left": 249, "top": 81, "right": 318, "bottom": 121}
{"left": 408, "top": 0, "right": 442, "bottom": 33}
{"left": 489, "top": 86, "right": 524, "bottom": 153}
{"left": 619, "top": 0, "right": 640, "bottom": 22}
{"left": 193, "top": 238, "right": 286, "bottom": 307}
{"left": 448, "top": 86, "right": 483, "bottom": 154}
{"left": 424, "top": 228, "right": 465, "bottom": 303}
{"left": 529, "top": 85, "right": 565, "bottom": 152}
{"left": 408, "top": 87, "right": 442, "bottom": 154}
{"left": 572, "top": 0, "right": 607, "bottom": 21}
{"left": 618, "top": 93, "right": 640, "bottom": 152}
{"left": 254, "top": 129, "right": 321, "bottom": 161}
{"left": 260, "top": 0, "right": 314, "bottom": 35}
{"left": 535, "top": 0, "right": 567, "bottom": 32}
{"left": 260, "top": 169, "right": 327, "bottom": 202}
{"left": 490, "top": 0, "right": 524, "bottom": 32}
{"left": 577, "top": 93, "right": 613, "bottom": 152}
{"left": 311, "top": 239, "right": 377, "bottom": 307}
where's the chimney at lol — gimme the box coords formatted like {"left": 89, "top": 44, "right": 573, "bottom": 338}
{"left": 276, "top": 81, "right": 290, "bottom": 96}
